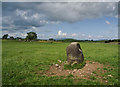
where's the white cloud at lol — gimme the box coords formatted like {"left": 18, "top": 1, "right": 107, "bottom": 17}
{"left": 115, "top": 34, "right": 118, "bottom": 37}
{"left": 105, "top": 20, "right": 110, "bottom": 24}
{"left": 62, "top": 33, "right": 67, "bottom": 36}
{"left": 97, "top": 35, "right": 104, "bottom": 38}
{"left": 31, "top": 26, "right": 36, "bottom": 29}
{"left": 50, "top": 21, "right": 60, "bottom": 24}
{"left": 58, "top": 30, "right": 67, "bottom": 36}
{"left": 88, "top": 35, "right": 92, "bottom": 38}
{"left": 16, "top": 9, "right": 27, "bottom": 17}
{"left": 72, "top": 33, "right": 77, "bottom": 37}
{"left": 82, "top": 34, "right": 85, "bottom": 36}
{"left": 58, "top": 30, "right": 62, "bottom": 35}
{"left": 7, "top": 32, "right": 27, "bottom": 38}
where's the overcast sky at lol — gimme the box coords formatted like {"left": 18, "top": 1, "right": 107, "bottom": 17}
{"left": 2, "top": 2, "right": 118, "bottom": 40}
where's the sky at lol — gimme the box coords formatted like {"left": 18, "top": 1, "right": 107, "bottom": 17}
{"left": 1, "top": 2, "right": 118, "bottom": 40}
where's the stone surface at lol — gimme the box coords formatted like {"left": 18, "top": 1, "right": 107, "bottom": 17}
{"left": 55, "top": 64, "right": 59, "bottom": 67}
{"left": 66, "top": 42, "right": 84, "bottom": 65}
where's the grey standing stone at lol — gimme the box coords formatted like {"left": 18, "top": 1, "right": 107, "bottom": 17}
{"left": 66, "top": 42, "right": 84, "bottom": 65}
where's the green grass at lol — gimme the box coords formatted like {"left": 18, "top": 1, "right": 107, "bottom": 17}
{"left": 2, "top": 40, "right": 118, "bottom": 85}
{"left": 64, "top": 60, "right": 86, "bottom": 70}
{"left": 67, "top": 74, "right": 74, "bottom": 78}
{"left": 92, "top": 71, "right": 97, "bottom": 74}
{"left": 90, "top": 76, "right": 97, "bottom": 80}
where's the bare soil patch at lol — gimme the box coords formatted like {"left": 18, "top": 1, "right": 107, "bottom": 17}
{"left": 41, "top": 61, "right": 113, "bottom": 83}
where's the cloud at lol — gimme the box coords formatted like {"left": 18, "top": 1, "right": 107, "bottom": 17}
{"left": 8, "top": 33, "right": 27, "bottom": 37}
{"left": 37, "top": 2, "right": 117, "bottom": 22}
{"left": 88, "top": 35, "right": 92, "bottom": 38}
{"left": 2, "top": 30, "right": 27, "bottom": 38}
{"left": 105, "top": 20, "right": 111, "bottom": 24}
{"left": 82, "top": 34, "right": 85, "bottom": 36}
{"left": 72, "top": 33, "right": 77, "bottom": 37}
{"left": 96, "top": 35, "right": 104, "bottom": 39}
{"left": 2, "top": 2, "right": 117, "bottom": 31}
{"left": 58, "top": 30, "right": 67, "bottom": 36}
{"left": 2, "top": 2, "right": 118, "bottom": 39}
{"left": 58, "top": 30, "right": 62, "bottom": 35}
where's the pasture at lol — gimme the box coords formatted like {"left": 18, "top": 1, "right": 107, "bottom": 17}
{"left": 2, "top": 40, "right": 118, "bottom": 85}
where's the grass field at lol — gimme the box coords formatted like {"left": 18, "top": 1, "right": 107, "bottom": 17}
{"left": 2, "top": 40, "right": 118, "bottom": 85}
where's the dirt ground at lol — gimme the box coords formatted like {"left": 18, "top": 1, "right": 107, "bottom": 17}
{"left": 39, "top": 61, "right": 113, "bottom": 83}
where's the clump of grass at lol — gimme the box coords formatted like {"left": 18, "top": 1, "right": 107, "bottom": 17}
{"left": 92, "top": 71, "right": 97, "bottom": 74}
{"left": 64, "top": 61, "right": 86, "bottom": 70}
{"left": 90, "top": 76, "right": 97, "bottom": 80}
{"left": 67, "top": 74, "right": 74, "bottom": 78}
{"left": 89, "top": 61, "right": 93, "bottom": 64}
{"left": 97, "top": 68, "right": 100, "bottom": 70}
{"left": 103, "top": 67, "right": 113, "bottom": 72}
{"left": 103, "top": 67, "right": 108, "bottom": 71}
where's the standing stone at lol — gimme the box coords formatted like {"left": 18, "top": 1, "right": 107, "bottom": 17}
{"left": 66, "top": 42, "right": 84, "bottom": 65}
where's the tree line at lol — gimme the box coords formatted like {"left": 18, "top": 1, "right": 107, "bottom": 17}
{"left": 2, "top": 32, "right": 37, "bottom": 41}
{"left": 2, "top": 32, "right": 120, "bottom": 43}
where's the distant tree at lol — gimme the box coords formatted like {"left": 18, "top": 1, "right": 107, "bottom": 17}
{"left": 105, "top": 41, "right": 109, "bottom": 43}
{"left": 16, "top": 37, "right": 22, "bottom": 40}
{"left": 108, "top": 40, "right": 111, "bottom": 42}
{"left": 118, "top": 39, "right": 120, "bottom": 42}
{"left": 9, "top": 36, "right": 14, "bottom": 40}
{"left": 26, "top": 32, "right": 37, "bottom": 41}
{"left": 49, "top": 38, "right": 54, "bottom": 41}
{"left": 2, "top": 34, "right": 8, "bottom": 39}
{"left": 63, "top": 39, "right": 77, "bottom": 42}
{"left": 91, "top": 40, "right": 93, "bottom": 42}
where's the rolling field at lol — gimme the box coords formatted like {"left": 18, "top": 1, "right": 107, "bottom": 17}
{"left": 2, "top": 40, "right": 118, "bottom": 85}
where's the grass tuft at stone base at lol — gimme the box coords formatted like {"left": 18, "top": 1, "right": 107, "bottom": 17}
{"left": 64, "top": 61, "right": 86, "bottom": 70}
